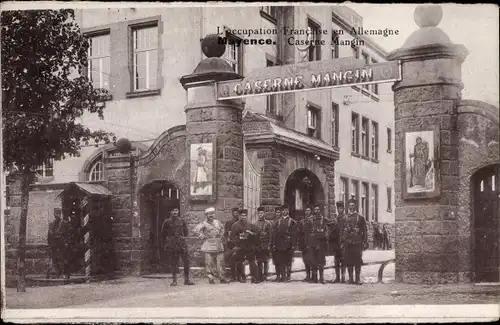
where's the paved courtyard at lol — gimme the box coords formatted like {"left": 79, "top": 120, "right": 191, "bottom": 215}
{"left": 5, "top": 250, "right": 499, "bottom": 309}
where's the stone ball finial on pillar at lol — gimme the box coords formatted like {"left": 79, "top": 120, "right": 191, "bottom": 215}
{"left": 414, "top": 5, "right": 443, "bottom": 28}
{"left": 399, "top": 4, "right": 451, "bottom": 49}
{"left": 201, "top": 34, "right": 226, "bottom": 58}
{"left": 180, "top": 34, "right": 241, "bottom": 88}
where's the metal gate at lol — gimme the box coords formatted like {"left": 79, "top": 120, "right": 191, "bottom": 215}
{"left": 473, "top": 164, "right": 500, "bottom": 282}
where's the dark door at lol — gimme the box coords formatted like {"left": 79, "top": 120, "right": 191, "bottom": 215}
{"left": 473, "top": 164, "right": 500, "bottom": 282}
{"left": 151, "top": 195, "right": 180, "bottom": 273}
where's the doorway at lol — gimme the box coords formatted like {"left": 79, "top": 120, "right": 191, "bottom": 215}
{"left": 284, "top": 168, "right": 325, "bottom": 221}
{"left": 472, "top": 164, "right": 499, "bottom": 282}
{"left": 140, "top": 181, "right": 180, "bottom": 273}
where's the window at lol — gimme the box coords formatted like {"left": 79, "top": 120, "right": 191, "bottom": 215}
{"left": 88, "top": 159, "right": 104, "bottom": 182}
{"left": 87, "top": 33, "right": 110, "bottom": 90}
{"left": 351, "top": 180, "right": 360, "bottom": 211}
{"left": 331, "top": 102, "right": 339, "bottom": 147}
{"left": 371, "top": 58, "right": 379, "bottom": 95}
{"left": 331, "top": 31, "right": 339, "bottom": 59}
{"left": 36, "top": 159, "right": 54, "bottom": 178}
{"left": 361, "top": 52, "right": 369, "bottom": 90}
{"left": 387, "top": 187, "right": 392, "bottom": 212}
{"left": 361, "top": 117, "right": 369, "bottom": 157}
{"left": 266, "top": 59, "right": 277, "bottom": 115}
{"left": 307, "top": 105, "right": 320, "bottom": 138}
{"left": 308, "top": 19, "right": 321, "bottom": 62}
{"left": 133, "top": 24, "right": 158, "bottom": 91}
{"left": 371, "top": 121, "right": 379, "bottom": 160}
{"left": 351, "top": 113, "right": 359, "bottom": 154}
{"left": 340, "top": 177, "right": 349, "bottom": 207}
{"left": 261, "top": 6, "right": 277, "bottom": 20}
{"left": 387, "top": 127, "right": 392, "bottom": 152}
{"left": 371, "top": 184, "right": 379, "bottom": 222}
{"left": 361, "top": 182, "right": 369, "bottom": 217}
{"left": 224, "top": 32, "right": 242, "bottom": 74}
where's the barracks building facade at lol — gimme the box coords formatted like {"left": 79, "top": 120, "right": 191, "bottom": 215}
{"left": 4, "top": 5, "right": 396, "bottom": 280}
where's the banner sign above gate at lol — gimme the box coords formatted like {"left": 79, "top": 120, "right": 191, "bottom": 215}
{"left": 216, "top": 58, "right": 400, "bottom": 100}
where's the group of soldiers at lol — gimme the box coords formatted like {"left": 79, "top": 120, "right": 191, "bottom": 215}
{"left": 161, "top": 198, "right": 368, "bottom": 286}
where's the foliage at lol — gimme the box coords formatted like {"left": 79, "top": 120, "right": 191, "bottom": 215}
{"left": 1, "top": 9, "right": 114, "bottom": 172}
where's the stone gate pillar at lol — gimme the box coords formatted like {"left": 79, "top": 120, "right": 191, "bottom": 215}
{"left": 388, "top": 5, "right": 470, "bottom": 284}
{"left": 180, "top": 35, "right": 244, "bottom": 262}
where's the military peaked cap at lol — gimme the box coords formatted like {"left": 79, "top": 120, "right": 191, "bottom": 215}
{"left": 239, "top": 209, "right": 248, "bottom": 214}
{"left": 336, "top": 201, "right": 345, "bottom": 208}
{"left": 257, "top": 207, "right": 265, "bottom": 212}
{"left": 347, "top": 198, "right": 357, "bottom": 205}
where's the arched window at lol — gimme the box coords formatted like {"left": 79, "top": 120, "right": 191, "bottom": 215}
{"left": 88, "top": 157, "right": 104, "bottom": 181}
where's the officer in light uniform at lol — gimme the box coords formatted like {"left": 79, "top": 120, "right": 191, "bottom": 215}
{"left": 194, "top": 207, "right": 229, "bottom": 284}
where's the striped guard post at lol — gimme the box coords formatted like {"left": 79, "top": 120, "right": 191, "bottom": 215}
{"left": 83, "top": 209, "right": 91, "bottom": 283}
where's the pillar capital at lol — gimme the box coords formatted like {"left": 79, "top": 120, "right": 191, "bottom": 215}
{"left": 180, "top": 34, "right": 241, "bottom": 90}
{"left": 387, "top": 5, "right": 469, "bottom": 93}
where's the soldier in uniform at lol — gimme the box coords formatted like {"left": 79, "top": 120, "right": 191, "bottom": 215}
{"left": 342, "top": 198, "right": 368, "bottom": 285}
{"left": 272, "top": 205, "right": 296, "bottom": 282}
{"left": 161, "top": 207, "right": 195, "bottom": 286}
{"left": 297, "top": 205, "right": 313, "bottom": 282}
{"left": 304, "top": 204, "right": 329, "bottom": 284}
{"left": 231, "top": 209, "right": 259, "bottom": 283}
{"left": 194, "top": 207, "right": 228, "bottom": 284}
{"left": 224, "top": 207, "right": 241, "bottom": 281}
{"left": 330, "top": 201, "right": 347, "bottom": 283}
{"left": 255, "top": 207, "right": 273, "bottom": 282}
{"left": 270, "top": 206, "right": 282, "bottom": 270}
{"left": 46, "top": 208, "right": 71, "bottom": 279}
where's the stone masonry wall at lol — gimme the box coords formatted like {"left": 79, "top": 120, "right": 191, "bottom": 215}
{"left": 259, "top": 144, "right": 285, "bottom": 215}
{"left": 104, "top": 154, "right": 135, "bottom": 275}
{"left": 394, "top": 83, "right": 463, "bottom": 284}
{"left": 184, "top": 103, "right": 244, "bottom": 214}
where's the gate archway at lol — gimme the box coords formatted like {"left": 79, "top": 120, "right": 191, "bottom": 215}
{"left": 139, "top": 180, "right": 180, "bottom": 274}
{"left": 472, "top": 164, "right": 500, "bottom": 282}
{"left": 284, "top": 168, "right": 325, "bottom": 221}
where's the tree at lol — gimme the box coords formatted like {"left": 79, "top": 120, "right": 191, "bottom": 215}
{"left": 1, "top": 9, "right": 114, "bottom": 292}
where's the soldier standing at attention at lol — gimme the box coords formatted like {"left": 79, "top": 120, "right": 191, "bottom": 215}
{"left": 161, "top": 207, "right": 195, "bottom": 287}
{"left": 270, "top": 206, "right": 282, "bottom": 273}
{"left": 342, "top": 198, "right": 368, "bottom": 285}
{"left": 272, "top": 205, "right": 296, "bottom": 282}
{"left": 254, "top": 207, "right": 273, "bottom": 282}
{"left": 330, "top": 201, "right": 347, "bottom": 283}
{"left": 304, "top": 204, "right": 329, "bottom": 284}
{"left": 297, "top": 205, "right": 313, "bottom": 282}
{"left": 224, "top": 207, "right": 241, "bottom": 281}
{"left": 231, "top": 209, "right": 259, "bottom": 283}
{"left": 46, "top": 208, "right": 71, "bottom": 279}
{"left": 194, "top": 207, "right": 228, "bottom": 284}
